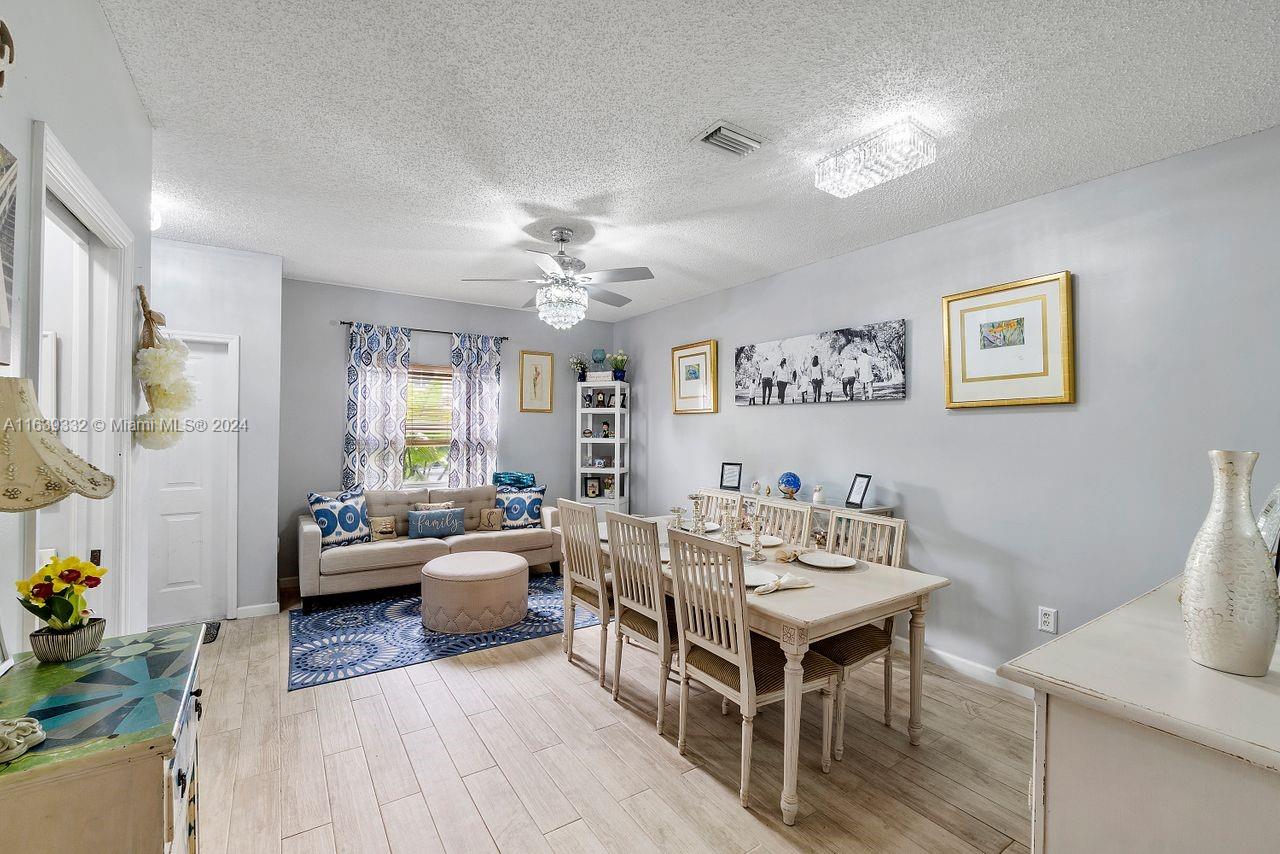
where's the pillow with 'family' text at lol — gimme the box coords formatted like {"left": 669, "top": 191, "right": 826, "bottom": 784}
{"left": 307, "top": 487, "right": 372, "bottom": 550}
{"left": 408, "top": 507, "right": 465, "bottom": 539}
{"left": 495, "top": 486, "right": 546, "bottom": 529}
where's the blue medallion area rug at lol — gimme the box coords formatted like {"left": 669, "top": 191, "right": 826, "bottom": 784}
{"left": 287, "top": 574, "right": 598, "bottom": 690}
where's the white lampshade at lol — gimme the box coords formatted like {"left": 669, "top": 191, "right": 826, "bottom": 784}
{"left": 0, "top": 377, "right": 115, "bottom": 512}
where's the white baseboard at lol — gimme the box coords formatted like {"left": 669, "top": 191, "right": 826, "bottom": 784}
{"left": 891, "top": 636, "right": 1034, "bottom": 699}
{"left": 236, "top": 602, "right": 280, "bottom": 619}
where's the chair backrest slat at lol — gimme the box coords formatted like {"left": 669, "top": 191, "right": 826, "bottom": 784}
{"left": 698, "top": 489, "right": 742, "bottom": 529}
{"left": 559, "top": 499, "right": 609, "bottom": 612}
{"left": 604, "top": 511, "right": 664, "bottom": 629}
{"left": 754, "top": 496, "right": 813, "bottom": 546}
{"left": 827, "top": 509, "right": 906, "bottom": 567}
{"left": 667, "top": 529, "right": 754, "bottom": 696}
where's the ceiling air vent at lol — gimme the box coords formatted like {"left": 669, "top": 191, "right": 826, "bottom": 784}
{"left": 697, "top": 121, "right": 764, "bottom": 157}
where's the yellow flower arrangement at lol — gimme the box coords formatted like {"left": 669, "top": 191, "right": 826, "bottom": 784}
{"left": 15, "top": 554, "right": 107, "bottom": 631}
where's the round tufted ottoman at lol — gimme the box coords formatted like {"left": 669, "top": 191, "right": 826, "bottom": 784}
{"left": 421, "top": 551, "right": 529, "bottom": 634}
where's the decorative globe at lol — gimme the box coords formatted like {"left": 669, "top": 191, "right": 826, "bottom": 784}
{"left": 777, "top": 471, "right": 802, "bottom": 499}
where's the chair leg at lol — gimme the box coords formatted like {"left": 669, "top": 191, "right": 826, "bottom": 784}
{"left": 821, "top": 679, "right": 835, "bottom": 773}
{"left": 598, "top": 619, "right": 609, "bottom": 688}
{"left": 721, "top": 696, "right": 731, "bottom": 716}
{"left": 564, "top": 602, "right": 576, "bottom": 659}
{"left": 834, "top": 670, "right": 848, "bottom": 761}
{"left": 740, "top": 713, "right": 755, "bottom": 807}
{"left": 611, "top": 624, "right": 624, "bottom": 700}
{"left": 656, "top": 654, "right": 671, "bottom": 734}
{"left": 677, "top": 674, "right": 690, "bottom": 755}
{"left": 883, "top": 651, "right": 894, "bottom": 727}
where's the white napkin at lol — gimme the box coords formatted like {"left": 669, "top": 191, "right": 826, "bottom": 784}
{"left": 753, "top": 572, "right": 815, "bottom": 595}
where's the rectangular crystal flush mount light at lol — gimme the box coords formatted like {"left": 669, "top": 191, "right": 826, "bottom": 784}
{"left": 815, "top": 118, "right": 937, "bottom": 198}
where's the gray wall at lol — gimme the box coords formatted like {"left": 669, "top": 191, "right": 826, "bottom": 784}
{"left": 151, "top": 239, "right": 284, "bottom": 611}
{"left": 0, "top": 0, "right": 153, "bottom": 651}
{"left": 277, "top": 279, "right": 613, "bottom": 583}
{"left": 614, "top": 126, "right": 1280, "bottom": 673}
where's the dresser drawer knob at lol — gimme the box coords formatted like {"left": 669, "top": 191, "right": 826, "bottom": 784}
{"left": 190, "top": 688, "right": 203, "bottom": 698}
{"left": 176, "top": 768, "right": 187, "bottom": 796}
{"left": 194, "top": 698, "right": 203, "bottom": 720}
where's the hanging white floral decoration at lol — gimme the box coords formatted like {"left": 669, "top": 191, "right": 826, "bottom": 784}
{"left": 133, "top": 285, "right": 194, "bottom": 449}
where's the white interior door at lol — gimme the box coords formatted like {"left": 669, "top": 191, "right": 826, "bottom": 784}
{"left": 147, "top": 333, "right": 239, "bottom": 625}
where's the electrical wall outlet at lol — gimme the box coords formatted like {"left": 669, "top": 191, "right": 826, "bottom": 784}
{"left": 1038, "top": 606, "right": 1058, "bottom": 634}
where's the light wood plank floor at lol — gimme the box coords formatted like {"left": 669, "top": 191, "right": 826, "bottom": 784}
{"left": 197, "top": 607, "right": 1033, "bottom": 854}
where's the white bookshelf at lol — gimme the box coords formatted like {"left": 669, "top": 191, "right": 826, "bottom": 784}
{"left": 576, "top": 380, "right": 630, "bottom": 512}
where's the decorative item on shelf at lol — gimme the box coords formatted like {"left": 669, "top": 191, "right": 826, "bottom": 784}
{"left": 606, "top": 393, "right": 616, "bottom": 407}
{"left": 777, "top": 471, "right": 801, "bottom": 500}
{"left": 584, "top": 476, "right": 602, "bottom": 498}
{"left": 603, "top": 475, "right": 615, "bottom": 499}
{"left": 720, "top": 462, "right": 743, "bottom": 491}
{"left": 581, "top": 389, "right": 594, "bottom": 407}
{"left": 585, "top": 371, "right": 612, "bottom": 382}
{"left": 746, "top": 505, "right": 767, "bottom": 563}
{"left": 607, "top": 348, "right": 629, "bottom": 381}
{"left": 592, "top": 458, "right": 606, "bottom": 468}
{"left": 16, "top": 554, "right": 109, "bottom": 663}
{"left": 593, "top": 391, "right": 608, "bottom": 408}
{"left": 569, "top": 352, "right": 588, "bottom": 382}
{"left": 134, "top": 285, "right": 195, "bottom": 449}
{"left": 735, "top": 320, "right": 905, "bottom": 406}
{"left": 592, "top": 348, "right": 607, "bottom": 369}
{"left": 942, "top": 271, "right": 1075, "bottom": 408}
{"left": 764, "top": 484, "right": 772, "bottom": 496}
{"left": 845, "top": 474, "right": 872, "bottom": 509}
{"left": 750, "top": 480, "right": 761, "bottom": 495}
{"left": 581, "top": 428, "right": 593, "bottom": 438}
{"left": 0, "top": 378, "right": 117, "bottom": 511}
{"left": 518, "top": 350, "right": 553, "bottom": 413}
{"left": 620, "top": 391, "right": 628, "bottom": 408}
{"left": 601, "top": 420, "right": 612, "bottom": 437}
{"left": 812, "top": 484, "right": 825, "bottom": 504}
{"left": 671, "top": 339, "right": 718, "bottom": 414}
{"left": 1258, "top": 481, "right": 1280, "bottom": 573}
{"left": 1182, "top": 450, "right": 1279, "bottom": 677}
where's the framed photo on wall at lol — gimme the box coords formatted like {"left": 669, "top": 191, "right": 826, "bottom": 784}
{"left": 672, "top": 339, "right": 718, "bottom": 414}
{"left": 720, "top": 462, "right": 743, "bottom": 491}
{"left": 519, "top": 350, "right": 554, "bottom": 412}
{"left": 845, "top": 474, "right": 872, "bottom": 508}
{"left": 942, "top": 271, "right": 1074, "bottom": 408}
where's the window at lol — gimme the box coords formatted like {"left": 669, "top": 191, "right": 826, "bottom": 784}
{"left": 404, "top": 364, "right": 452, "bottom": 484}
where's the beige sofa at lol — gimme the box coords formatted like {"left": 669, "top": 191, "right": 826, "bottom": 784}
{"left": 298, "top": 485, "right": 561, "bottom": 608}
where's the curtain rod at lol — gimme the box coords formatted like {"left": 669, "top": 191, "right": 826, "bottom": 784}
{"left": 337, "top": 320, "right": 509, "bottom": 341}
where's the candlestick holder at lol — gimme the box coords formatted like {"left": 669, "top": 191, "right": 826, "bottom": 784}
{"left": 670, "top": 506, "right": 687, "bottom": 533}
{"left": 745, "top": 509, "right": 766, "bottom": 562}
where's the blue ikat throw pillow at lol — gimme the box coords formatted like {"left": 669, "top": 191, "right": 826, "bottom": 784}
{"left": 408, "top": 507, "right": 465, "bottom": 539}
{"left": 495, "top": 485, "right": 546, "bottom": 529}
{"left": 307, "top": 487, "right": 371, "bottom": 551}
{"left": 493, "top": 470, "right": 537, "bottom": 489}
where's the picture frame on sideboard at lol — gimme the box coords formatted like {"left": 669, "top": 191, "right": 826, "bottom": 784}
{"left": 845, "top": 474, "right": 872, "bottom": 508}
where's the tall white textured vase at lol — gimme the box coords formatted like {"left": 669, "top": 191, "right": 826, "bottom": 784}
{"left": 1182, "top": 450, "right": 1279, "bottom": 676}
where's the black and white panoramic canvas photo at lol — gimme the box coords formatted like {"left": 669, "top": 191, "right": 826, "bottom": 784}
{"left": 734, "top": 319, "right": 907, "bottom": 406}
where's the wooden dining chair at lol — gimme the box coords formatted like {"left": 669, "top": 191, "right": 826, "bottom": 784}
{"left": 755, "top": 496, "right": 813, "bottom": 545}
{"left": 604, "top": 511, "right": 678, "bottom": 732}
{"left": 666, "top": 529, "right": 839, "bottom": 806}
{"left": 698, "top": 489, "right": 742, "bottom": 529}
{"left": 559, "top": 499, "right": 612, "bottom": 687}
{"left": 811, "top": 509, "right": 908, "bottom": 759}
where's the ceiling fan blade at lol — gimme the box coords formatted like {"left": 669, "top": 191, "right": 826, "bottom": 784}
{"left": 525, "top": 250, "right": 563, "bottom": 277}
{"left": 579, "top": 266, "right": 653, "bottom": 285}
{"left": 462, "top": 277, "right": 542, "bottom": 283}
{"left": 522, "top": 296, "right": 538, "bottom": 309}
{"left": 585, "top": 286, "right": 632, "bottom": 308}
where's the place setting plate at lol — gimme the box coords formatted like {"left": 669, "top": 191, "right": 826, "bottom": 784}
{"left": 670, "top": 521, "right": 721, "bottom": 534}
{"left": 742, "top": 567, "right": 779, "bottom": 588}
{"left": 796, "top": 551, "right": 859, "bottom": 570}
{"left": 736, "top": 532, "right": 783, "bottom": 548}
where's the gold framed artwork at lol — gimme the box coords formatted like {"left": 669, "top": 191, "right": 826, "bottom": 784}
{"left": 671, "top": 339, "right": 718, "bottom": 414}
{"left": 519, "top": 350, "right": 553, "bottom": 412}
{"left": 942, "top": 271, "right": 1074, "bottom": 408}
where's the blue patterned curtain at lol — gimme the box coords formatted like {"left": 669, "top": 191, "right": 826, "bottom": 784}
{"left": 448, "top": 333, "right": 502, "bottom": 487}
{"left": 342, "top": 323, "right": 412, "bottom": 490}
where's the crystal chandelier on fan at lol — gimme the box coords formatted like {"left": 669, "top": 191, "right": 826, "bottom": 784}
{"left": 535, "top": 280, "right": 589, "bottom": 330}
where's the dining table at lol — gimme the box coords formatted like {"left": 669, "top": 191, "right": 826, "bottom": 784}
{"left": 597, "top": 516, "right": 951, "bottom": 826}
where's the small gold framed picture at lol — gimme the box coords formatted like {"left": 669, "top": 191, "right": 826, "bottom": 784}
{"left": 519, "top": 350, "right": 553, "bottom": 412}
{"left": 942, "top": 271, "right": 1075, "bottom": 408}
{"left": 671, "top": 339, "right": 718, "bottom": 414}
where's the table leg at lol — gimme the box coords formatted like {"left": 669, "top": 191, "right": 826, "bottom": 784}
{"left": 779, "top": 626, "right": 808, "bottom": 826}
{"left": 908, "top": 596, "right": 928, "bottom": 746}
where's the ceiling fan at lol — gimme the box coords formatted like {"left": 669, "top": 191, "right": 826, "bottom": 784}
{"left": 463, "top": 226, "right": 653, "bottom": 329}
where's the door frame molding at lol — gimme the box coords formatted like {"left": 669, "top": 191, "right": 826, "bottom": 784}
{"left": 165, "top": 329, "right": 241, "bottom": 621}
{"left": 22, "top": 121, "right": 140, "bottom": 633}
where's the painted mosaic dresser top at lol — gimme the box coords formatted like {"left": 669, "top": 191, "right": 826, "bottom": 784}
{"left": 0, "top": 623, "right": 201, "bottom": 781}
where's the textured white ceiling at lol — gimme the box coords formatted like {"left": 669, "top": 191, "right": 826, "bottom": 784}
{"left": 101, "top": 0, "right": 1280, "bottom": 320}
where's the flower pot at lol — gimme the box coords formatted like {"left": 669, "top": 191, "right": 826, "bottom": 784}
{"left": 29, "top": 617, "right": 106, "bottom": 663}
{"left": 1182, "top": 451, "right": 1279, "bottom": 676}
{"left": 577, "top": 371, "right": 587, "bottom": 382}
{"left": 612, "top": 369, "right": 626, "bottom": 381}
